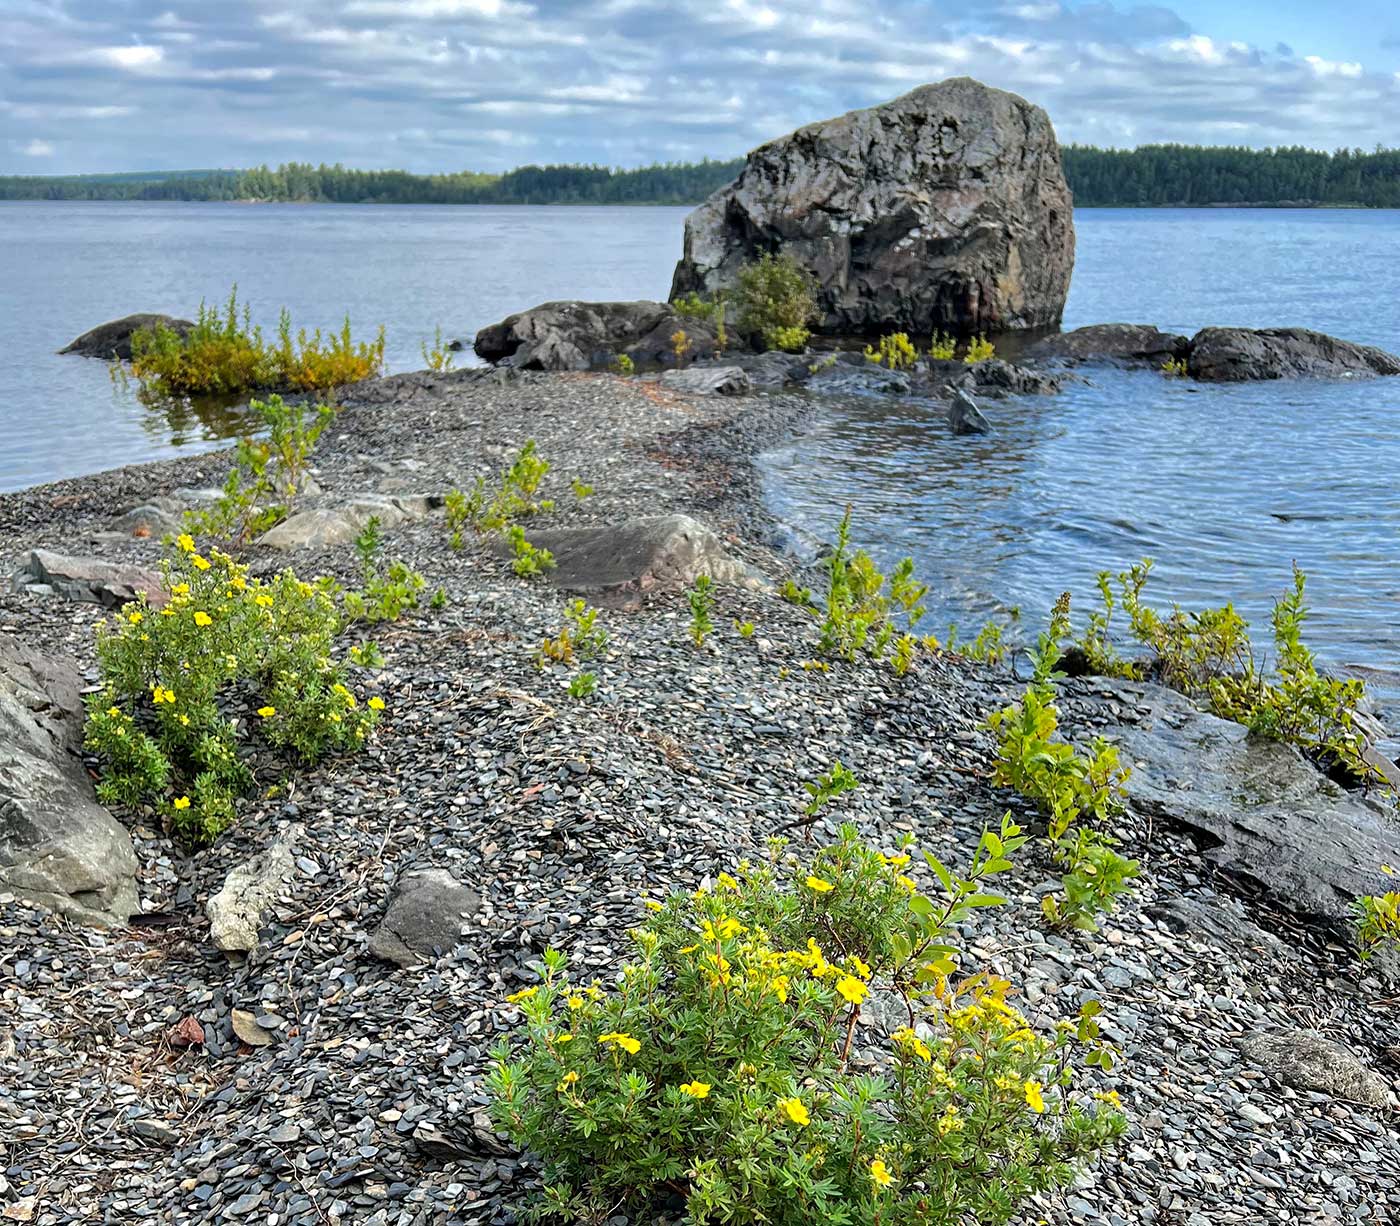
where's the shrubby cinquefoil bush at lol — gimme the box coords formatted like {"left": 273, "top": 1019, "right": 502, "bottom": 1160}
{"left": 489, "top": 823, "right": 1125, "bottom": 1224}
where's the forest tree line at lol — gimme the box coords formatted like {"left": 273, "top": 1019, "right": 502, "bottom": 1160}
{"left": 4, "top": 145, "right": 1400, "bottom": 207}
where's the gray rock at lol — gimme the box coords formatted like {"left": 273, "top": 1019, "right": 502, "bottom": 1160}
{"left": 806, "top": 365, "right": 911, "bottom": 398}
{"left": 1025, "top": 324, "right": 1189, "bottom": 368}
{"left": 368, "top": 868, "right": 481, "bottom": 968}
{"left": 670, "top": 77, "right": 1074, "bottom": 336}
{"left": 658, "top": 365, "right": 752, "bottom": 396}
{"left": 255, "top": 495, "right": 432, "bottom": 551}
{"left": 474, "top": 300, "right": 717, "bottom": 371}
{"left": 961, "top": 358, "right": 1063, "bottom": 397}
{"left": 502, "top": 514, "right": 755, "bottom": 597}
{"left": 107, "top": 501, "right": 184, "bottom": 538}
{"left": 1188, "top": 327, "right": 1400, "bottom": 382}
{"left": 948, "top": 387, "right": 993, "bottom": 435}
{"left": 206, "top": 825, "right": 303, "bottom": 953}
{"left": 12, "top": 548, "right": 166, "bottom": 609}
{"left": 1101, "top": 680, "right": 1399, "bottom": 921}
{"left": 712, "top": 351, "right": 812, "bottom": 388}
{"left": 59, "top": 313, "right": 193, "bottom": 361}
{"left": 1241, "top": 1030, "right": 1390, "bottom": 1110}
{"left": 0, "top": 638, "right": 139, "bottom": 927}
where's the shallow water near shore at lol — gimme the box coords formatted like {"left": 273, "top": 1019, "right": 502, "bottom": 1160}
{"left": 3, "top": 200, "right": 1400, "bottom": 728}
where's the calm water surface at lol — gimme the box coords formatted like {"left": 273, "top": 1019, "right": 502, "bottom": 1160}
{"left": 3, "top": 202, "right": 1398, "bottom": 722}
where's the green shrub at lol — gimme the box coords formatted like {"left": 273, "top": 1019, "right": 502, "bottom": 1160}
{"left": 963, "top": 335, "right": 996, "bottom": 365}
{"left": 128, "top": 285, "right": 383, "bottom": 400}
{"left": 688, "top": 574, "right": 716, "bottom": 646}
{"left": 508, "top": 525, "right": 556, "bottom": 578}
{"left": 489, "top": 824, "right": 1125, "bottom": 1225}
{"left": 567, "top": 672, "right": 598, "bottom": 700}
{"left": 864, "top": 333, "right": 918, "bottom": 370}
{"left": 611, "top": 353, "right": 636, "bottom": 376}
{"left": 421, "top": 325, "right": 456, "bottom": 372}
{"left": 942, "top": 611, "right": 1020, "bottom": 666}
{"left": 85, "top": 541, "right": 380, "bottom": 844}
{"left": 1354, "top": 873, "right": 1400, "bottom": 961}
{"left": 184, "top": 393, "right": 332, "bottom": 545}
{"left": 671, "top": 329, "right": 692, "bottom": 366}
{"left": 1160, "top": 357, "right": 1188, "bottom": 378}
{"left": 342, "top": 516, "right": 425, "bottom": 623}
{"left": 537, "top": 599, "right": 608, "bottom": 667}
{"left": 803, "top": 760, "right": 858, "bottom": 818}
{"left": 736, "top": 253, "right": 818, "bottom": 352}
{"left": 929, "top": 331, "right": 957, "bottom": 360}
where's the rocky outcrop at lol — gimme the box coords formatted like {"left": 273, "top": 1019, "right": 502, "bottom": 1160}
{"left": 948, "top": 387, "right": 993, "bottom": 435}
{"left": 659, "top": 366, "right": 752, "bottom": 396}
{"left": 1025, "top": 324, "right": 1189, "bottom": 368}
{"left": 12, "top": 549, "right": 166, "bottom": 609}
{"left": 59, "top": 313, "right": 193, "bottom": 361}
{"left": 368, "top": 868, "right": 481, "bottom": 968}
{"left": 1187, "top": 327, "right": 1400, "bottom": 381}
{"left": 1097, "top": 680, "right": 1398, "bottom": 923}
{"left": 670, "top": 77, "right": 1074, "bottom": 337}
{"left": 957, "top": 359, "right": 1063, "bottom": 398}
{"left": 506, "top": 514, "right": 754, "bottom": 596}
{"left": 474, "top": 301, "right": 718, "bottom": 371}
{"left": 806, "top": 365, "right": 911, "bottom": 398}
{"left": 206, "top": 825, "right": 302, "bottom": 953}
{"left": 0, "top": 639, "right": 139, "bottom": 927}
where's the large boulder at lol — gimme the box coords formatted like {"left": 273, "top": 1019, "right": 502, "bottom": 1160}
{"left": 0, "top": 639, "right": 139, "bottom": 927}
{"left": 12, "top": 549, "right": 166, "bottom": 609}
{"left": 669, "top": 77, "right": 1074, "bottom": 337}
{"left": 1098, "top": 680, "right": 1398, "bottom": 924}
{"left": 59, "top": 313, "right": 193, "bottom": 361}
{"left": 1187, "top": 327, "right": 1400, "bottom": 382}
{"left": 474, "top": 301, "right": 718, "bottom": 371}
{"left": 1025, "top": 324, "right": 1189, "bottom": 368}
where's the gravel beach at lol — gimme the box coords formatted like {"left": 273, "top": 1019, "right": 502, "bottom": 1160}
{"left": 2, "top": 369, "right": 1397, "bottom": 1226}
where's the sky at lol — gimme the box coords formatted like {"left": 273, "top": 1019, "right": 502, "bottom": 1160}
{"left": 2, "top": 0, "right": 1399, "bottom": 175}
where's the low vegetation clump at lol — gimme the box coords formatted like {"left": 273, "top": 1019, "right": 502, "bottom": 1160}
{"left": 1068, "top": 560, "right": 1373, "bottom": 781}
{"left": 688, "top": 574, "right": 716, "bottom": 646}
{"left": 963, "top": 335, "right": 996, "bottom": 365}
{"left": 784, "top": 507, "right": 929, "bottom": 675}
{"left": 185, "top": 393, "right": 331, "bottom": 545}
{"left": 1354, "top": 872, "right": 1400, "bottom": 961}
{"left": 939, "top": 611, "right": 1021, "bottom": 666}
{"left": 537, "top": 599, "right": 608, "bottom": 668}
{"left": 1160, "top": 357, "right": 1189, "bottom": 377}
{"left": 343, "top": 516, "right": 425, "bottom": 624}
{"left": 421, "top": 325, "right": 456, "bottom": 372}
{"left": 127, "top": 286, "right": 384, "bottom": 400}
{"left": 864, "top": 332, "right": 918, "bottom": 370}
{"left": 446, "top": 440, "right": 557, "bottom": 578}
{"left": 990, "top": 596, "right": 1139, "bottom": 932}
{"left": 84, "top": 539, "right": 381, "bottom": 844}
{"left": 673, "top": 290, "right": 729, "bottom": 350}
{"left": 489, "top": 825, "right": 1125, "bottom": 1224}
{"left": 736, "top": 252, "right": 818, "bottom": 353}
{"left": 929, "top": 331, "right": 958, "bottom": 360}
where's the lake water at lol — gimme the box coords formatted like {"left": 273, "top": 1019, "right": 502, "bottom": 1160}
{"left": 3, "top": 201, "right": 1399, "bottom": 726}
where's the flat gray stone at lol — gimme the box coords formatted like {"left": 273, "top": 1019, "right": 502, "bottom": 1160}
{"left": 206, "top": 824, "right": 303, "bottom": 953}
{"left": 1241, "top": 1030, "right": 1390, "bottom": 1110}
{"left": 0, "top": 638, "right": 139, "bottom": 927}
{"left": 368, "top": 868, "right": 481, "bottom": 968}
{"left": 659, "top": 365, "right": 752, "bottom": 396}
{"left": 12, "top": 548, "right": 166, "bottom": 609}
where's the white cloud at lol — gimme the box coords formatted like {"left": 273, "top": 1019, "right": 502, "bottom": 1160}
{"left": 89, "top": 44, "right": 165, "bottom": 70}
{"left": 20, "top": 138, "right": 55, "bottom": 156}
{"left": 1305, "top": 55, "right": 1362, "bottom": 78}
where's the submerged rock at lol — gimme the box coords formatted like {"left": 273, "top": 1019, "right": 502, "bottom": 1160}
{"left": 670, "top": 77, "right": 1075, "bottom": 336}
{"left": 474, "top": 300, "right": 717, "bottom": 371}
{"left": 12, "top": 548, "right": 166, "bottom": 609}
{"left": 1188, "top": 326, "right": 1400, "bottom": 381}
{"left": 59, "top": 313, "right": 193, "bottom": 361}
{"left": 368, "top": 868, "right": 481, "bottom": 968}
{"left": 508, "top": 514, "right": 754, "bottom": 596}
{"left": 948, "top": 387, "right": 993, "bottom": 435}
{"left": 1026, "top": 324, "right": 1189, "bottom": 368}
{"left": 0, "top": 639, "right": 139, "bottom": 927}
{"left": 1100, "top": 680, "right": 1398, "bottom": 923}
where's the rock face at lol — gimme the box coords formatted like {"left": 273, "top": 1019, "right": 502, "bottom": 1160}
{"left": 669, "top": 77, "right": 1075, "bottom": 337}
{"left": 1026, "top": 324, "right": 1189, "bottom": 368}
{"left": 1099, "top": 681, "right": 1398, "bottom": 922}
{"left": 506, "top": 514, "right": 754, "bottom": 596}
{"left": 206, "top": 825, "right": 302, "bottom": 953}
{"left": 1188, "top": 327, "right": 1400, "bottom": 381}
{"left": 1241, "top": 1031, "right": 1390, "bottom": 1110}
{"left": 12, "top": 549, "right": 166, "bottom": 609}
{"left": 59, "top": 313, "right": 194, "bottom": 361}
{"left": 0, "top": 639, "right": 139, "bottom": 927}
{"left": 474, "top": 301, "right": 718, "bottom": 371}
{"left": 368, "top": 869, "right": 481, "bottom": 968}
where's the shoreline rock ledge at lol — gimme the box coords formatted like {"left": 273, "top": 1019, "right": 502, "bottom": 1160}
{"left": 669, "top": 76, "right": 1075, "bottom": 337}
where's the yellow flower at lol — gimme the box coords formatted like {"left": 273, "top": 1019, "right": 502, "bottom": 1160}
{"left": 555, "top": 1033, "right": 574, "bottom": 1043}
{"left": 368, "top": 696, "right": 385, "bottom": 711}
{"left": 171, "top": 583, "right": 190, "bottom": 596}
{"left": 892, "top": 1027, "right": 931, "bottom": 1062}
{"left": 229, "top": 576, "right": 247, "bottom": 591}
{"left": 151, "top": 685, "right": 175, "bottom": 705}
{"left": 770, "top": 974, "right": 790, "bottom": 1003}
{"left": 1383, "top": 864, "right": 1395, "bottom": 876}
{"left": 869, "top": 1158, "right": 894, "bottom": 1189}
{"left": 598, "top": 1032, "right": 641, "bottom": 1055}
{"left": 1024, "top": 1081, "right": 1045, "bottom": 1113}
{"left": 178, "top": 714, "right": 190, "bottom": 727}
{"left": 895, "top": 874, "right": 917, "bottom": 892}
{"left": 255, "top": 594, "right": 274, "bottom": 608}
{"left": 176, "top": 534, "right": 195, "bottom": 552}
{"left": 106, "top": 705, "right": 122, "bottom": 717}
{"left": 173, "top": 796, "right": 191, "bottom": 810}
{"left": 778, "top": 1097, "right": 810, "bottom": 1127}
{"left": 557, "top": 1071, "right": 579, "bottom": 1092}
{"left": 193, "top": 611, "right": 212, "bottom": 627}
{"left": 127, "top": 610, "right": 143, "bottom": 624}
{"left": 678, "top": 1080, "right": 711, "bottom": 1099}
{"left": 505, "top": 986, "right": 538, "bottom": 1004}
{"left": 566, "top": 995, "right": 584, "bottom": 1010}
{"left": 643, "top": 899, "right": 663, "bottom": 912}
{"left": 804, "top": 875, "right": 834, "bottom": 893}
{"left": 717, "top": 872, "right": 740, "bottom": 892}
{"left": 882, "top": 852, "right": 911, "bottom": 868}
{"left": 835, "top": 975, "right": 867, "bottom": 1006}
{"left": 257, "top": 706, "right": 276, "bottom": 718}
{"left": 847, "top": 955, "right": 871, "bottom": 980}
{"left": 191, "top": 555, "right": 211, "bottom": 571}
